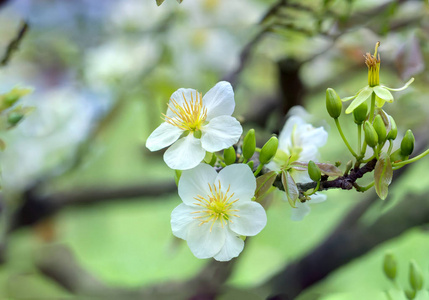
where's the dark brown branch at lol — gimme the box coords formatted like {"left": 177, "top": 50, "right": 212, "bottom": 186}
{"left": 1, "top": 21, "right": 29, "bottom": 66}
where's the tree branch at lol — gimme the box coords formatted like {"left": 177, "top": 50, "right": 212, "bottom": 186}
{"left": 1, "top": 21, "right": 29, "bottom": 66}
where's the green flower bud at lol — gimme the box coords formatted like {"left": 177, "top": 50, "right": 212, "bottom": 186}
{"left": 247, "top": 160, "right": 254, "bottom": 170}
{"left": 373, "top": 115, "right": 387, "bottom": 144}
{"left": 243, "top": 129, "right": 256, "bottom": 160}
{"left": 308, "top": 160, "right": 321, "bottom": 182}
{"left": 326, "top": 88, "right": 342, "bottom": 119}
{"left": 401, "top": 130, "right": 415, "bottom": 156}
{"left": 409, "top": 260, "right": 424, "bottom": 291}
{"left": 7, "top": 112, "right": 24, "bottom": 125}
{"left": 223, "top": 146, "right": 236, "bottom": 165}
{"left": 405, "top": 289, "right": 416, "bottom": 300}
{"left": 364, "top": 121, "right": 378, "bottom": 148}
{"left": 353, "top": 101, "right": 368, "bottom": 124}
{"left": 386, "top": 116, "right": 397, "bottom": 140}
{"left": 259, "top": 136, "right": 279, "bottom": 165}
{"left": 383, "top": 252, "right": 397, "bottom": 281}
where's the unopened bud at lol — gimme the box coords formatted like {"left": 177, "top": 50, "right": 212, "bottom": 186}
{"left": 326, "top": 88, "right": 342, "bottom": 119}
{"left": 7, "top": 112, "right": 23, "bottom": 125}
{"left": 247, "top": 160, "right": 254, "bottom": 170}
{"left": 409, "top": 260, "right": 424, "bottom": 291}
{"left": 373, "top": 115, "right": 387, "bottom": 144}
{"left": 386, "top": 116, "right": 397, "bottom": 140}
{"left": 308, "top": 160, "right": 321, "bottom": 182}
{"left": 383, "top": 252, "right": 397, "bottom": 281}
{"left": 353, "top": 101, "right": 368, "bottom": 124}
{"left": 401, "top": 130, "right": 415, "bottom": 156}
{"left": 242, "top": 129, "right": 256, "bottom": 160}
{"left": 364, "top": 121, "right": 378, "bottom": 148}
{"left": 259, "top": 136, "right": 279, "bottom": 165}
{"left": 223, "top": 147, "right": 236, "bottom": 165}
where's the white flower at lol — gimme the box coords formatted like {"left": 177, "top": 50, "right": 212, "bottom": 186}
{"left": 146, "top": 81, "right": 242, "bottom": 170}
{"left": 171, "top": 163, "right": 267, "bottom": 261}
{"left": 291, "top": 194, "right": 327, "bottom": 221}
{"left": 266, "top": 111, "right": 328, "bottom": 183}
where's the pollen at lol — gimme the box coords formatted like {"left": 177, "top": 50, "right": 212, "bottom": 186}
{"left": 192, "top": 181, "right": 240, "bottom": 232}
{"left": 364, "top": 41, "right": 381, "bottom": 87}
{"left": 163, "top": 91, "right": 208, "bottom": 132}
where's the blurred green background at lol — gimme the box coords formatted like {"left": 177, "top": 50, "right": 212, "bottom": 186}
{"left": 1, "top": 0, "right": 429, "bottom": 299}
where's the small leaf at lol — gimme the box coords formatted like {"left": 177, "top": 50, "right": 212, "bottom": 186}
{"left": 374, "top": 152, "right": 393, "bottom": 200}
{"left": 255, "top": 171, "right": 277, "bottom": 200}
{"left": 291, "top": 161, "right": 342, "bottom": 177}
{"left": 281, "top": 170, "right": 299, "bottom": 208}
{"left": 156, "top": 0, "right": 165, "bottom": 6}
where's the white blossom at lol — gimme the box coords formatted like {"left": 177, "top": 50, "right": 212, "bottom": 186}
{"left": 291, "top": 194, "right": 327, "bottom": 221}
{"left": 146, "top": 81, "right": 242, "bottom": 170}
{"left": 171, "top": 163, "right": 267, "bottom": 261}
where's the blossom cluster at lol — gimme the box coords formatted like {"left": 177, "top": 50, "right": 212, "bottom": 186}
{"left": 146, "top": 81, "right": 328, "bottom": 261}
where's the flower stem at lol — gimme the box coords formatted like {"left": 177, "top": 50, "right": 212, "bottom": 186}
{"left": 359, "top": 181, "right": 374, "bottom": 192}
{"left": 369, "top": 92, "right": 376, "bottom": 122}
{"left": 357, "top": 124, "right": 362, "bottom": 155}
{"left": 335, "top": 118, "right": 357, "bottom": 157}
{"left": 253, "top": 164, "right": 264, "bottom": 176}
{"left": 308, "top": 181, "right": 320, "bottom": 195}
{"left": 393, "top": 148, "right": 429, "bottom": 168}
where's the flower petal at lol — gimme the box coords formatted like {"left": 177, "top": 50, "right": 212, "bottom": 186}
{"left": 178, "top": 163, "right": 218, "bottom": 205}
{"left": 167, "top": 88, "right": 199, "bottom": 118}
{"left": 164, "top": 135, "right": 205, "bottom": 170}
{"left": 310, "top": 193, "right": 327, "bottom": 204}
{"left": 383, "top": 77, "right": 414, "bottom": 91}
{"left": 202, "top": 81, "right": 235, "bottom": 120}
{"left": 213, "top": 229, "right": 244, "bottom": 262}
{"left": 345, "top": 86, "right": 373, "bottom": 114}
{"left": 201, "top": 116, "right": 242, "bottom": 152}
{"left": 291, "top": 201, "right": 311, "bottom": 221}
{"left": 217, "top": 164, "right": 256, "bottom": 201}
{"left": 278, "top": 116, "right": 305, "bottom": 150}
{"left": 229, "top": 201, "right": 267, "bottom": 236}
{"left": 171, "top": 203, "right": 197, "bottom": 240}
{"left": 145, "top": 122, "right": 183, "bottom": 151}
{"left": 341, "top": 87, "right": 364, "bottom": 102}
{"left": 373, "top": 86, "right": 393, "bottom": 103}
{"left": 186, "top": 221, "right": 225, "bottom": 259}
{"left": 298, "top": 125, "right": 328, "bottom": 148}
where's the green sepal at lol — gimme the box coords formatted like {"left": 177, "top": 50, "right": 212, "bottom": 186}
{"left": 383, "top": 252, "right": 397, "bottom": 281}
{"left": 409, "top": 260, "right": 424, "bottom": 291}
{"left": 308, "top": 160, "right": 321, "bottom": 182}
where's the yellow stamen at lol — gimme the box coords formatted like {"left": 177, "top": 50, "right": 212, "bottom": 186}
{"left": 192, "top": 182, "right": 240, "bottom": 232}
{"left": 365, "top": 41, "right": 381, "bottom": 87}
{"left": 163, "top": 91, "right": 208, "bottom": 133}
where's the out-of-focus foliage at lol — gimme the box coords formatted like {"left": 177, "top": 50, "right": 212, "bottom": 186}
{"left": 0, "top": 0, "right": 429, "bottom": 299}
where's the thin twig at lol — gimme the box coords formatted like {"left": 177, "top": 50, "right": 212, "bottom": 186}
{"left": 0, "top": 21, "right": 29, "bottom": 66}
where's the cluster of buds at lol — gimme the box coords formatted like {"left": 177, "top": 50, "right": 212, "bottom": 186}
{"left": 325, "top": 42, "right": 425, "bottom": 200}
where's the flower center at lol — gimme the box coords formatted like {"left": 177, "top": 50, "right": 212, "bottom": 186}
{"left": 365, "top": 41, "right": 380, "bottom": 87}
{"left": 192, "top": 181, "right": 240, "bottom": 231}
{"left": 163, "top": 91, "right": 208, "bottom": 133}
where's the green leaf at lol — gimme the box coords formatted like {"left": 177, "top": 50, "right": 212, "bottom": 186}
{"left": 374, "top": 152, "right": 393, "bottom": 200}
{"left": 281, "top": 170, "right": 299, "bottom": 208}
{"left": 255, "top": 171, "right": 277, "bottom": 200}
{"left": 156, "top": 0, "right": 165, "bottom": 6}
{"left": 345, "top": 86, "right": 373, "bottom": 114}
